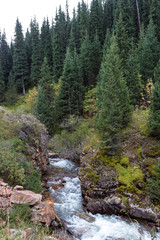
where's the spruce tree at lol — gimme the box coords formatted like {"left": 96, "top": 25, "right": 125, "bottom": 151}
{"left": 89, "top": 0, "right": 103, "bottom": 43}
{"left": 114, "top": 12, "right": 130, "bottom": 68}
{"left": 57, "top": 48, "right": 83, "bottom": 121}
{"left": 6, "top": 71, "right": 17, "bottom": 104}
{"left": 97, "top": 36, "right": 131, "bottom": 150}
{"left": 125, "top": 44, "right": 141, "bottom": 107}
{"left": 34, "top": 57, "right": 55, "bottom": 133}
{"left": 53, "top": 7, "right": 67, "bottom": 81}
{"left": 40, "top": 18, "right": 53, "bottom": 70}
{"left": 80, "top": 32, "right": 92, "bottom": 87}
{"left": 30, "top": 18, "right": 41, "bottom": 86}
{"left": 0, "top": 32, "right": 12, "bottom": 89}
{"left": 25, "top": 29, "right": 32, "bottom": 78}
{"left": 0, "top": 60, "right": 5, "bottom": 103}
{"left": 13, "top": 19, "right": 29, "bottom": 94}
{"left": 78, "top": 0, "right": 90, "bottom": 43}
{"left": 138, "top": 19, "right": 159, "bottom": 85}
{"left": 148, "top": 60, "right": 160, "bottom": 137}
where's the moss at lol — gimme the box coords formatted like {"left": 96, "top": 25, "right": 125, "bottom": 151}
{"left": 120, "top": 155, "right": 129, "bottom": 166}
{"left": 96, "top": 149, "right": 121, "bottom": 168}
{"left": 117, "top": 164, "right": 145, "bottom": 194}
{"left": 137, "top": 146, "right": 142, "bottom": 158}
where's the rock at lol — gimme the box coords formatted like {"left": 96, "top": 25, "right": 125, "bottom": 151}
{"left": 116, "top": 238, "right": 126, "bottom": 240}
{"left": 52, "top": 184, "right": 64, "bottom": 190}
{"left": 129, "top": 205, "right": 158, "bottom": 222}
{"left": 10, "top": 190, "right": 42, "bottom": 205}
{"left": 32, "top": 199, "right": 55, "bottom": 226}
{"left": 49, "top": 152, "right": 59, "bottom": 158}
{"left": 21, "top": 228, "right": 33, "bottom": 239}
{"left": 13, "top": 185, "right": 24, "bottom": 191}
{"left": 0, "top": 217, "right": 6, "bottom": 227}
{"left": 0, "top": 186, "right": 12, "bottom": 197}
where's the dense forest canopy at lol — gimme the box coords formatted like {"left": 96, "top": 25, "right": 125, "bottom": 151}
{"left": 0, "top": 0, "right": 160, "bottom": 143}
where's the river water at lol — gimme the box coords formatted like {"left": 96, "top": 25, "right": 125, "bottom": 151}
{"left": 46, "top": 158, "right": 160, "bottom": 240}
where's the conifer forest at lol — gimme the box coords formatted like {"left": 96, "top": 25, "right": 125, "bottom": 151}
{"left": 1, "top": 0, "right": 160, "bottom": 238}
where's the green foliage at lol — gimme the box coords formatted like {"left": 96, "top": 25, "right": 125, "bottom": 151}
{"left": 13, "top": 19, "right": 29, "bottom": 94}
{"left": 34, "top": 57, "right": 55, "bottom": 133}
{"left": 0, "top": 138, "right": 26, "bottom": 185}
{"left": 57, "top": 48, "right": 84, "bottom": 121}
{"left": 0, "top": 61, "right": 5, "bottom": 102}
{"left": 97, "top": 35, "right": 131, "bottom": 150}
{"left": 149, "top": 60, "right": 160, "bottom": 137}
{"left": 30, "top": 18, "right": 41, "bottom": 85}
{"left": 117, "top": 164, "right": 145, "bottom": 193}
{"left": 24, "top": 168, "right": 42, "bottom": 193}
{"left": 9, "top": 204, "right": 31, "bottom": 226}
{"left": 147, "top": 160, "right": 160, "bottom": 204}
{"left": 83, "top": 87, "right": 97, "bottom": 117}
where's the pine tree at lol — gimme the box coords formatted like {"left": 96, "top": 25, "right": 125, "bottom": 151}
{"left": 138, "top": 19, "right": 159, "bottom": 85}
{"left": 80, "top": 33, "right": 92, "bottom": 87}
{"left": 114, "top": 12, "right": 130, "bottom": 68}
{"left": 89, "top": 0, "right": 103, "bottom": 43}
{"left": 6, "top": 71, "right": 17, "bottom": 104}
{"left": 0, "top": 32, "right": 12, "bottom": 88}
{"left": 69, "top": 8, "right": 81, "bottom": 52}
{"left": 90, "top": 34, "right": 102, "bottom": 86}
{"left": 97, "top": 36, "right": 131, "bottom": 150}
{"left": 103, "top": 0, "right": 114, "bottom": 33}
{"left": 13, "top": 19, "right": 29, "bottom": 94}
{"left": 34, "top": 57, "right": 55, "bottom": 133}
{"left": 125, "top": 44, "right": 141, "bottom": 106}
{"left": 30, "top": 18, "right": 41, "bottom": 86}
{"left": 150, "top": 0, "right": 160, "bottom": 41}
{"left": 0, "top": 60, "right": 5, "bottom": 102}
{"left": 57, "top": 48, "right": 83, "bottom": 121}
{"left": 53, "top": 7, "right": 67, "bottom": 81}
{"left": 40, "top": 18, "right": 53, "bottom": 70}
{"left": 148, "top": 59, "right": 160, "bottom": 137}
{"left": 78, "top": 0, "right": 90, "bottom": 43}
{"left": 114, "top": 0, "right": 138, "bottom": 40}
{"left": 25, "top": 29, "right": 32, "bottom": 78}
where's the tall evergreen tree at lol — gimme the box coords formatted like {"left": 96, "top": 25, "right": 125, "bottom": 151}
{"left": 103, "top": 0, "right": 114, "bottom": 33}
{"left": 97, "top": 36, "right": 131, "bottom": 150}
{"left": 114, "top": 12, "right": 130, "bottom": 68}
{"left": 0, "top": 32, "right": 12, "bottom": 88}
{"left": 40, "top": 18, "right": 53, "bottom": 70}
{"left": 149, "top": 0, "right": 160, "bottom": 41}
{"left": 30, "top": 18, "right": 41, "bottom": 86}
{"left": 13, "top": 18, "right": 29, "bottom": 94}
{"left": 89, "top": 0, "right": 103, "bottom": 43}
{"left": 125, "top": 44, "right": 141, "bottom": 106}
{"left": 53, "top": 7, "right": 67, "bottom": 81}
{"left": 114, "top": 0, "right": 138, "bottom": 40}
{"left": 148, "top": 59, "right": 160, "bottom": 136}
{"left": 80, "top": 33, "right": 92, "bottom": 87}
{"left": 78, "top": 0, "right": 90, "bottom": 43}
{"left": 25, "top": 29, "right": 32, "bottom": 77}
{"left": 0, "top": 60, "right": 5, "bottom": 102}
{"left": 34, "top": 57, "right": 55, "bottom": 133}
{"left": 57, "top": 48, "right": 83, "bottom": 121}
{"left": 138, "top": 19, "right": 159, "bottom": 85}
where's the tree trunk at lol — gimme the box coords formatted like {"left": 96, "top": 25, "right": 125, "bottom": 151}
{"left": 135, "top": 0, "right": 141, "bottom": 34}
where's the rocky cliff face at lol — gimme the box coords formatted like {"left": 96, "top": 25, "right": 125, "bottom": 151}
{"left": 0, "top": 107, "right": 49, "bottom": 174}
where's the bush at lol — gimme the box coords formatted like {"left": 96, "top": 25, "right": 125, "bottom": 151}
{"left": 147, "top": 160, "right": 160, "bottom": 204}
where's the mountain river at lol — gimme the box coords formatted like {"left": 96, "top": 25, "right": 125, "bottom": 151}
{"left": 46, "top": 157, "right": 160, "bottom": 240}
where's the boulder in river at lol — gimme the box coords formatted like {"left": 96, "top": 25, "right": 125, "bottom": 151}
{"left": 31, "top": 199, "right": 55, "bottom": 226}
